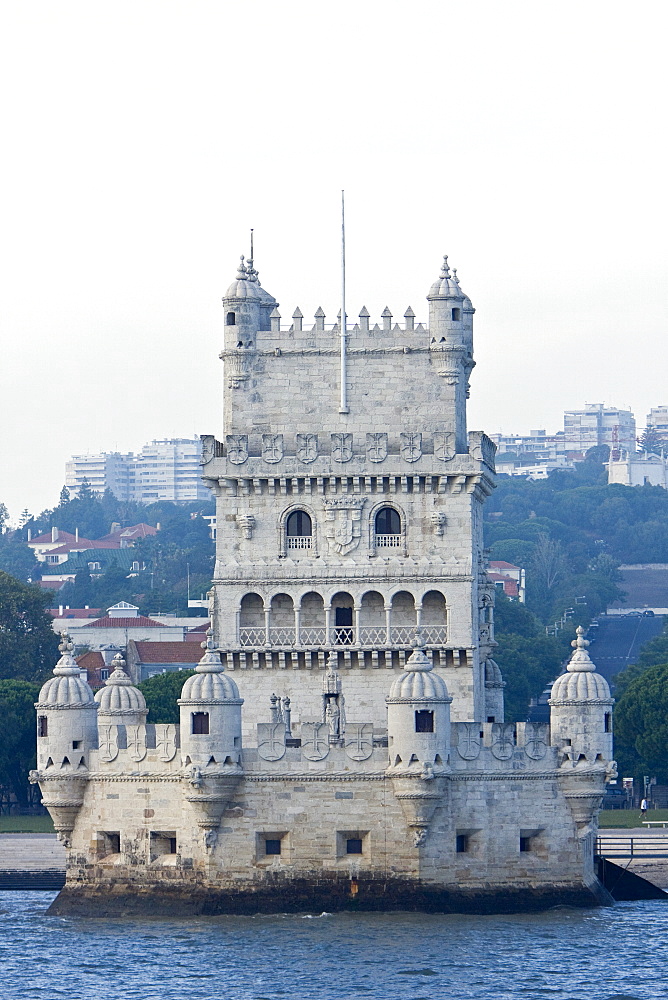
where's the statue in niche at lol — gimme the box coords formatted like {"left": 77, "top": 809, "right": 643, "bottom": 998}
{"left": 322, "top": 663, "right": 346, "bottom": 740}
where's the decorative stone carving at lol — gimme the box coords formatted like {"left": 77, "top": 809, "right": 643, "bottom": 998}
{"left": 491, "top": 725, "right": 515, "bottom": 761}
{"left": 438, "top": 368, "right": 460, "bottom": 386}
{"left": 323, "top": 497, "right": 365, "bottom": 555}
{"left": 524, "top": 725, "right": 548, "bottom": 761}
{"left": 155, "top": 724, "right": 177, "bottom": 762}
{"left": 235, "top": 514, "right": 255, "bottom": 540}
{"left": 366, "top": 432, "right": 388, "bottom": 463}
{"left": 200, "top": 434, "right": 215, "bottom": 466}
{"left": 262, "top": 434, "right": 283, "bottom": 464}
{"left": 456, "top": 723, "right": 481, "bottom": 760}
{"left": 434, "top": 431, "right": 456, "bottom": 462}
{"left": 257, "top": 722, "right": 286, "bottom": 762}
{"left": 126, "top": 724, "right": 147, "bottom": 763}
{"left": 400, "top": 432, "right": 422, "bottom": 463}
{"left": 301, "top": 721, "right": 330, "bottom": 761}
{"left": 345, "top": 723, "right": 374, "bottom": 761}
{"left": 431, "top": 512, "right": 446, "bottom": 536}
{"left": 296, "top": 433, "right": 318, "bottom": 464}
{"left": 98, "top": 725, "right": 119, "bottom": 763}
{"left": 331, "top": 432, "right": 353, "bottom": 463}
{"left": 226, "top": 435, "right": 248, "bottom": 465}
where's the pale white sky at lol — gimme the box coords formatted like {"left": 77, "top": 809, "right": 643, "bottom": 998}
{"left": 1, "top": 0, "right": 666, "bottom": 522}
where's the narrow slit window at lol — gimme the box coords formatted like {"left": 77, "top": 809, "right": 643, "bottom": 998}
{"left": 38, "top": 716, "right": 48, "bottom": 738}
{"left": 604, "top": 713, "right": 611, "bottom": 733}
{"left": 226, "top": 311, "right": 236, "bottom": 325}
{"left": 456, "top": 834, "right": 469, "bottom": 853}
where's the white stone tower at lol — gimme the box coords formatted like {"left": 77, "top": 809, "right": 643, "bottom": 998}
{"left": 201, "top": 253, "right": 499, "bottom": 735}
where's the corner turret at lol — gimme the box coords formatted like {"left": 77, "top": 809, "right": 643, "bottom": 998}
{"left": 95, "top": 652, "right": 147, "bottom": 727}
{"left": 549, "top": 626, "right": 614, "bottom": 765}
{"left": 33, "top": 633, "right": 98, "bottom": 845}
{"left": 386, "top": 647, "right": 452, "bottom": 847}
{"left": 427, "top": 256, "right": 474, "bottom": 450}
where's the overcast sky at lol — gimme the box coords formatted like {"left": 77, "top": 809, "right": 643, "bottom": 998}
{"left": 1, "top": 1, "right": 666, "bottom": 522}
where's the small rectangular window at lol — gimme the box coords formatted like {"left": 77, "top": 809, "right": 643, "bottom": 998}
{"left": 451, "top": 307, "right": 461, "bottom": 321}
{"left": 415, "top": 710, "right": 434, "bottom": 733}
{"left": 265, "top": 838, "right": 282, "bottom": 856}
{"left": 520, "top": 836, "right": 531, "bottom": 853}
{"left": 346, "top": 838, "right": 363, "bottom": 855}
{"left": 150, "top": 831, "right": 177, "bottom": 861}
{"left": 604, "top": 713, "right": 611, "bottom": 733}
{"left": 192, "top": 712, "right": 210, "bottom": 735}
{"left": 456, "top": 834, "right": 469, "bottom": 853}
{"left": 72, "top": 740, "right": 81, "bottom": 749}
{"left": 38, "top": 716, "right": 48, "bottom": 738}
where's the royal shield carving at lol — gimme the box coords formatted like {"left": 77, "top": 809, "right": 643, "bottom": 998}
{"left": 98, "top": 725, "right": 119, "bottom": 763}
{"left": 524, "top": 725, "right": 548, "bottom": 761}
{"left": 345, "top": 723, "right": 374, "bottom": 761}
{"left": 226, "top": 434, "right": 248, "bottom": 465}
{"left": 296, "top": 433, "right": 318, "bottom": 464}
{"left": 400, "top": 432, "right": 422, "bottom": 463}
{"left": 301, "top": 721, "right": 330, "bottom": 761}
{"left": 456, "top": 723, "right": 481, "bottom": 761}
{"left": 257, "top": 722, "right": 286, "bottom": 762}
{"left": 262, "top": 434, "right": 283, "bottom": 464}
{"left": 434, "top": 431, "right": 455, "bottom": 462}
{"left": 331, "top": 432, "right": 353, "bottom": 463}
{"left": 200, "top": 434, "right": 215, "bottom": 466}
{"left": 323, "top": 497, "right": 365, "bottom": 555}
{"left": 366, "top": 432, "right": 387, "bottom": 463}
{"left": 125, "top": 724, "right": 147, "bottom": 763}
{"left": 155, "top": 724, "right": 177, "bottom": 762}
{"left": 491, "top": 725, "right": 515, "bottom": 761}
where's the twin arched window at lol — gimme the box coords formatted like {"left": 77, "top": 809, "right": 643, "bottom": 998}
{"left": 284, "top": 505, "right": 402, "bottom": 552}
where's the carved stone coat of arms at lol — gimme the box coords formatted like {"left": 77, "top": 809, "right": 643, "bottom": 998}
{"left": 323, "top": 497, "right": 365, "bottom": 555}
{"left": 366, "top": 432, "right": 387, "bottom": 463}
{"left": 226, "top": 434, "right": 248, "bottom": 465}
{"left": 296, "top": 433, "right": 318, "bottom": 464}
{"left": 331, "top": 432, "right": 353, "bottom": 463}
{"left": 262, "top": 434, "right": 283, "bottom": 464}
{"left": 400, "top": 431, "right": 422, "bottom": 463}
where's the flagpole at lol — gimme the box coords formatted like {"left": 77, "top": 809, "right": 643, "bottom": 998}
{"left": 339, "top": 190, "right": 349, "bottom": 414}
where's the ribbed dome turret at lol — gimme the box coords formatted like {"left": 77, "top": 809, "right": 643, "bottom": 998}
{"left": 388, "top": 649, "right": 451, "bottom": 701}
{"left": 180, "top": 634, "right": 241, "bottom": 703}
{"left": 550, "top": 627, "right": 612, "bottom": 703}
{"left": 37, "top": 634, "right": 95, "bottom": 708}
{"left": 224, "top": 256, "right": 263, "bottom": 301}
{"left": 95, "top": 653, "right": 147, "bottom": 716}
{"left": 428, "top": 256, "right": 466, "bottom": 300}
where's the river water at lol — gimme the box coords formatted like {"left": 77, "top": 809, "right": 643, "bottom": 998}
{"left": 1, "top": 893, "right": 667, "bottom": 1000}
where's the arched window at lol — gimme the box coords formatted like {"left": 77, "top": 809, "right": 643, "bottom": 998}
{"left": 286, "top": 510, "right": 312, "bottom": 549}
{"left": 226, "top": 311, "right": 236, "bottom": 325}
{"left": 374, "top": 506, "right": 401, "bottom": 547}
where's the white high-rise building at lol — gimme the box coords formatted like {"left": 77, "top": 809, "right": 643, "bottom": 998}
{"left": 65, "top": 438, "right": 210, "bottom": 502}
{"left": 563, "top": 403, "right": 636, "bottom": 457}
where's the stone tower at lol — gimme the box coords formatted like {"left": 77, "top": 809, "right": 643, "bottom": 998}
{"left": 201, "top": 253, "right": 499, "bottom": 733}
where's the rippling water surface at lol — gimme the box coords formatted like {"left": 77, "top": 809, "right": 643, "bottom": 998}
{"left": 2, "top": 893, "right": 667, "bottom": 1000}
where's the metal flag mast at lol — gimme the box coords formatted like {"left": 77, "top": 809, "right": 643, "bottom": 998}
{"left": 339, "top": 190, "right": 349, "bottom": 414}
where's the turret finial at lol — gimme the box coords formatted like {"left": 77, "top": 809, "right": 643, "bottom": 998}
{"left": 566, "top": 625, "right": 595, "bottom": 672}
{"left": 201, "top": 627, "right": 216, "bottom": 652}
{"left": 236, "top": 255, "right": 247, "bottom": 280}
{"left": 571, "top": 625, "right": 589, "bottom": 651}
{"left": 440, "top": 255, "right": 451, "bottom": 278}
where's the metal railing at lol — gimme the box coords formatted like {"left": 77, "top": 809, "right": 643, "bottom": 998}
{"left": 596, "top": 835, "right": 668, "bottom": 859}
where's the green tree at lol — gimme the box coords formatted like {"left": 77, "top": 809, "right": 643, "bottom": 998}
{"left": 59, "top": 485, "right": 70, "bottom": 504}
{"left": 0, "top": 572, "right": 58, "bottom": 681}
{"left": 0, "top": 680, "right": 41, "bottom": 808}
{"left": 614, "top": 662, "right": 668, "bottom": 782}
{"left": 137, "top": 670, "right": 196, "bottom": 724}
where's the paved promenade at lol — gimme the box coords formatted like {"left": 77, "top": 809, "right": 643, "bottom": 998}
{"left": 0, "top": 834, "right": 66, "bottom": 889}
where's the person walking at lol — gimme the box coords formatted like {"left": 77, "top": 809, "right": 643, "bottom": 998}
{"left": 640, "top": 796, "right": 649, "bottom": 820}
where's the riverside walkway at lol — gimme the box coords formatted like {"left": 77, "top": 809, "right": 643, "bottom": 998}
{"left": 0, "top": 834, "right": 65, "bottom": 890}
